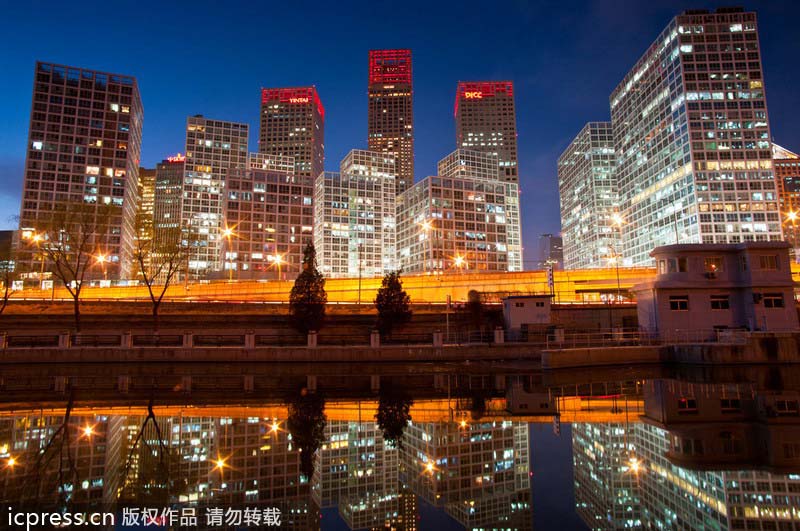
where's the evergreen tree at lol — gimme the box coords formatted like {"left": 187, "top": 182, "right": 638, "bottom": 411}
{"left": 289, "top": 243, "right": 327, "bottom": 334}
{"left": 375, "top": 388, "right": 413, "bottom": 449}
{"left": 374, "top": 271, "right": 412, "bottom": 337}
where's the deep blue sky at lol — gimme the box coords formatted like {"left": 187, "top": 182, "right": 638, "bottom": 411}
{"left": 1, "top": 0, "right": 799, "bottom": 265}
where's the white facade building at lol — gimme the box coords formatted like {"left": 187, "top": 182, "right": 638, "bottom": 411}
{"left": 397, "top": 149, "right": 522, "bottom": 274}
{"left": 558, "top": 122, "right": 619, "bottom": 269}
{"left": 610, "top": 8, "right": 782, "bottom": 266}
{"left": 313, "top": 149, "right": 397, "bottom": 278}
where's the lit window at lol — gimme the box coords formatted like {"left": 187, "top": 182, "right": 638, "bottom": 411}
{"left": 32, "top": 141, "right": 43, "bottom": 150}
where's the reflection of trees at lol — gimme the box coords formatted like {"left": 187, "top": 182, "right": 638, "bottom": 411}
{"left": 286, "top": 388, "right": 326, "bottom": 479}
{"left": 118, "top": 400, "right": 183, "bottom": 506}
{"left": 375, "top": 388, "right": 414, "bottom": 449}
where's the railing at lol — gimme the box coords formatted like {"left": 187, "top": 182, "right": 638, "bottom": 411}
{"left": 541, "top": 327, "right": 753, "bottom": 349}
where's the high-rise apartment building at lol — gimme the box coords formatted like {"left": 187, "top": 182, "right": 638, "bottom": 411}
{"left": 610, "top": 8, "right": 781, "bottom": 265}
{"left": 137, "top": 167, "right": 156, "bottom": 230}
{"left": 18, "top": 62, "right": 143, "bottom": 279}
{"left": 772, "top": 144, "right": 800, "bottom": 254}
{"left": 259, "top": 87, "right": 324, "bottom": 182}
{"left": 397, "top": 149, "right": 522, "bottom": 274}
{"left": 153, "top": 154, "right": 185, "bottom": 241}
{"left": 223, "top": 154, "right": 312, "bottom": 279}
{"left": 181, "top": 116, "right": 249, "bottom": 277}
{"left": 455, "top": 81, "right": 519, "bottom": 183}
{"left": 368, "top": 49, "right": 414, "bottom": 194}
{"left": 313, "top": 150, "right": 397, "bottom": 278}
{"left": 558, "top": 122, "right": 619, "bottom": 269}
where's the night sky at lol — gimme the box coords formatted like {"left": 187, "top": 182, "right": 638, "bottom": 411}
{"left": 1, "top": 0, "right": 799, "bottom": 265}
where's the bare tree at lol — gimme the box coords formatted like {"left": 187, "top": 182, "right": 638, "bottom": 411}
{"left": 133, "top": 210, "right": 187, "bottom": 329}
{"left": 35, "top": 203, "right": 114, "bottom": 331}
{"left": 0, "top": 233, "right": 16, "bottom": 315}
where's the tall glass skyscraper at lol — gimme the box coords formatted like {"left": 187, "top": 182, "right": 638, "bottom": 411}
{"left": 558, "top": 122, "right": 619, "bottom": 269}
{"left": 610, "top": 8, "right": 781, "bottom": 265}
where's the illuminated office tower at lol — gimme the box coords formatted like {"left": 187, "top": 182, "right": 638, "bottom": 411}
{"left": 181, "top": 116, "right": 249, "bottom": 277}
{"left": 558, "top": 122, "right": 619, "bottom": 269}
{"left": 368, "top": 49, "right": 414, "bottom": 194}
{"left": 313, "top": 150, "right": 397, "bottom": 278}
{"left": 223, "top": 154, "right": 313, "bottom": 279}
{"left": 572, "top": 423, "right": 642, "bottom": 530}
{"left": 610, "top": 8, "right": 781, "bottom": 265}
{"left": 311, "top": 421, "right": 400, "bottom": 529}
{"left": 538, "top": 233, "right": 564, "bottom": 269}
{"left": 455, "top": 81, "right": 519, "bottom": 183}
{"left": 153, "top": 154, "right": 185, "bottom": 241}
{"left": 18, "top": 62, "right": 143, "bottom": 279}
{"left": 397, "top": 149, "right": 522, "bottom": 274}
{"left": 400, "top": 420, "right": 531, "bottom": 530}
{"left": 259, "top": 87, "right": 325, "bottom": 182}
{"left": 772, "top": 144, "right": 800, "bottom": 255}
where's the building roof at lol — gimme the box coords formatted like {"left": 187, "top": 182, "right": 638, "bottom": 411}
{"left": 772, "top": 143, "right": 800, "bottom": 160}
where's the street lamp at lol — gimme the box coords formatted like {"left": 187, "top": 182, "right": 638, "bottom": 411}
{"left": 271, "top": 253, "right": 284, "bottom": 282}
{"left": 95, "top": 253, "right": 108, "bottom": 281}
{"left": 785, "top": 210, "right": 798, "bottom": 262}
{"left": 418, "top": 220, "right": 434, "bottom": 274}
{"left": 609, "top": 213, "right": 625, "bottom": 303}
{"left": 606, "top": 248, "right": 622, "bottom": 303}
{"left": 222, "top": 227, "right": 235, "bottom": 281}
{"left": 452, "top": 254, "right": 467, "bottom": 273}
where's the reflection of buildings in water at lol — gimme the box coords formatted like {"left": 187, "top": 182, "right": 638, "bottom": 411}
{"left": 400, "top": 420, "right": 531, "bottom": 530}
{"left": 572, "top": 379, "right": 800, "bottom": 530}
{"left": 312, "top": 420, "right": 414, "bottom": 529}
{"left": 572, "top": 423, "right": 641, "bottom": 530}
{"left": 0, "top": 415, "right": 124, "bottom": 507}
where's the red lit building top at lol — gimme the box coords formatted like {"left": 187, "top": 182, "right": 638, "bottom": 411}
{"left": 454, "top": 81, "right": 514, "bottom": 116}
{"left": 369, "top": 49, "right": 412, "bottom": 84}
{"left": 261, "top": 87, "right": 325, "bottom": 120}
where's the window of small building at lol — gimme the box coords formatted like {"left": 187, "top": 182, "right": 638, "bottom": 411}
{"left": 678, "top": 397, "right": 697, "bottom": 413}
{"left": 669, "top": 295, "right": 690, "bottom": 311}
{"left": 739, "top": 255, "right": 748, "bottom": 271}
{"left": 710, "top": 294, "right": 730, "bottom": 310}
{"left": 514, "top": 302, "right": 524, "bottom": 308}
{"left": 535, "top": 301, "right": 545, "bottom": 307}
{"left": 758, "top": 254, "right": 779, "bottom": 270}
{"left": 763, "top": 293, "right": 784, "bottom": 308}
{"left": 704, "top": 256, "right": 724, "bottom": 272}
{"left": 720, "top": 398, "right": 741, "bottom": 412}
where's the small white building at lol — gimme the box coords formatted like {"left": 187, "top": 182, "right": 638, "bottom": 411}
{"left": 503, "top": 295, "right": 552, "bottom": 337}
{"left": 633, "top": 242, "right": 799, "bottom": 338}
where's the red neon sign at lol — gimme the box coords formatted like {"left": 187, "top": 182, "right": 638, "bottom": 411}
{"left": 167, "top": 153, "right": 185, "bottom": 163}
{"left": 261, "top": 87, "right": 325, "bottom": 120}
{"left": 369, "top": 49, "right": 412, "bottom": 84}
{"left": 454, "top": 81, "right": 514, "bottom": 116}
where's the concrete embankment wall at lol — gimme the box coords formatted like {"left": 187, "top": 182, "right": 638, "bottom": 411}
{"left": 0, "top": 344, "right": 541, "bottom": 364}
{"left": 542, "top": 332, "right": 800, "bottom": 369}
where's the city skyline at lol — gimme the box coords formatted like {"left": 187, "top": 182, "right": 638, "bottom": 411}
{"left": 1, "top": 1, "right": 800, "bottom": 266}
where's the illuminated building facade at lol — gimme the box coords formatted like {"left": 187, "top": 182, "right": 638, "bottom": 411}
{"left": 181, "top": 116, "right": 249, "bottom": 277}
{"left": 610, "top": 8, "right": 781, "bottom": 266}
{"left": 558, "top": 122, "right": 619, "bottom": 269}
{"left": 399, "top": 420, "right": 531, "bottom": 529}
{"left": 397, "top": 150, "right": 522, "bottom": 274}
{"left": 772, "top": 144, "right": 800, "bottom": 255}
{"left": 572, "top": 423, "right": 642, "bottom": 530}
{"left": 18, "top": 62, "right": 143, "bottom": 279}
{"left": 153, "top": 155, "right": 185, "bottom": 241}
{"left": 259, "top": 87, "right": 325, "bottom": 182}
{"left": 314, "top": 150, "right": 397, "bottom": 278}
{"left": 455, "top": 81, "right": 519, "bottom": 183}
{"left": 223, "top": 154, "right": 312, "bottom": 279}
{"left": 368, "top": 49, "right": 414, "bottom": 194}
{"left": 538, "top": 233, "right": 564, "bottom": 270}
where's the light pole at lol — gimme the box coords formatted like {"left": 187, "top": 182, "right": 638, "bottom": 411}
{"left": 419, "top": 220, "right": 435, "bottom": 275}
{"left": 271, "top": 253, "right": 284, "bottom": 282}
{"left": 452, "top": 254, "right": 466, "bottom": 274}
{"left": 607, "top": 248, "right": 621, "bottom": 303}
{"left": 95, "top": 253, "right": 108, "bottom": 281}
{"left": 222, "top": 227, "right": 235, "bottom": 281}
{"left": 357, "top": 243, "right": 363, "bottom": 305}
{"left": 785, "top": 210, "right": 798, "bottom": 262}
{"left": 610, "top": 213, "right": 625, "bottom": 303}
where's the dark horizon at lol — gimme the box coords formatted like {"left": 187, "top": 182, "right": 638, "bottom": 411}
{"left": 1, "top": 0, "right": 799, "bottom": 265}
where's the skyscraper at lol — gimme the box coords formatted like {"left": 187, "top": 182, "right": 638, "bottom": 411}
{"left": 368, "top": 49, "right": 414, "bottom": 194}
{"left": 397, "top": 149, "right": 522, "bottom": 274}
{"left": 18, "top": 62, "right": 143, "bottom": 279}
{"left": 558, "top": 122, "right": 619, "bottom": 269}
{"left": 153, "top": 154, "right": 185, "bottom": 241}
{"left": 538, "top": 233, "right": 564, "bottom": 270}
{"left": 455, "top": 81, "right": 519, "bottom": 183}
{"left": 181, "top": 116, "right": 249, "bottom": 277}
{"left": 259, "top": 87, "right": 325, "bottom": 182}
{"left": 313, "top": 150, "right": 397, "bottom": 278}
{"left": 610, "top": 8, "right": 781, "bottom": 265}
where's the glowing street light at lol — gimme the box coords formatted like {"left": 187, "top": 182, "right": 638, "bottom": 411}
{"left": 785, "top": 210, "right": 799, "bottom": 262}
{"left": 418, "top": 220, "right": 435, "bottom": 274}
{"left": 222, "top": 227, "right": 236, "bottom": 281}
{"left": 452, "top": 255, "right": 467, "bottom": 272}
{"left": 271, "top": 253, "right": 285, "bottom": 282}
{"left": 611, "top": 212, "right": 624, "bottom": 227}
{"left": 95, "top": 253, "right": 108, "bottom": 281}
{"left": 425, "top": 461, "right": 435, "bottom": 474}
{"left": 270, "top": 421, "right": 280, "bottom": 433}
{"left": 82, "top": 425, "right": 95, "bottom": 438}
{"left": 5, "top": 456, "right": 16, "bottom": 469}
{"left": 628, "top": 456, "right": 640, "bottom": 474}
